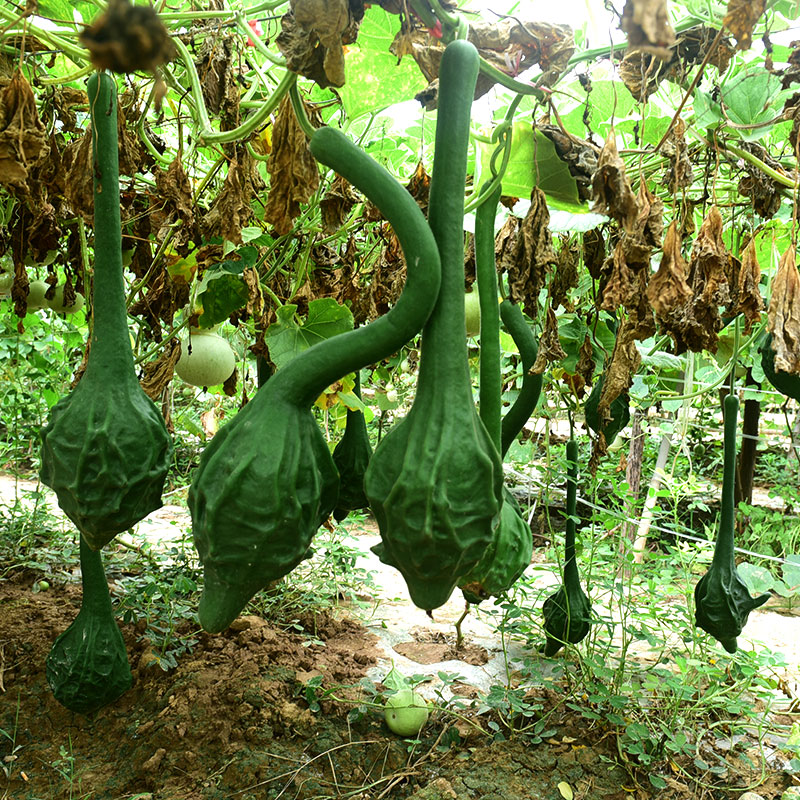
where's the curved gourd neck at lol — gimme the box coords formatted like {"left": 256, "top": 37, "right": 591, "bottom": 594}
{"left": 79, "top": 535, "right": 114, "bottom": 614}
{"left": 85, "top": 72, "right": 136, "bottom": 382}
{"left": 713, "top": 394, "right": 739, "bottom": 568}
{"left": 265, "top": 127, "right": 441, "bottom": 409}
{"left": 476, "top": 183, "right": 502, "bottom": 453}
{"left": 564, "top": 440, "right": 580, "bottom": 580}
{"left": 417, "top": 40, "right": 480, "bottom": 395}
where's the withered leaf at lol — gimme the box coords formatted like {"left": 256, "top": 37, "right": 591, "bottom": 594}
{"left": 532, "top": 306, "right": 566, "bottom": 374}
{"left": 601, "top": 241, "right": 634, "bottom": 311}
{"left": 550, "top": 236, "right": 579, "bottom": 310}
{"left": 723, "top": 0, "right": 766, "bottom": 51}
{"left": 0, "top": 70, "right": 49, "bottom": 196}
{"left": 618, "top": 50, "right": 670, "bottom": 101}
{"left": 151, "top": 157, "right": 195, "bottom": 248}
{"left": 597, "top": 317, "right": 640, "bottom": 427}
{"left": 621, "top": 0, "right": 676, "bottom": 59}
{"left": 263, "top": 95, "right": 320, "bottom": 236}
{"left": 405, "top": 160, "right": 430, "bottom": 215}
{"left": 196, "top": 37, "right": 240, "bottom": 126}
{"left": 622, "top": 179, "right": 664, "bottom": 268}
{"left": 647, "top": 220, "right": 691, "bottom": 324}
{"left": 320, "top": 175, "right": 359, "bottom": 234}
{"left": 661, "top": 118, "right": 694, "bottom": 194}
{"left": 140, "top": 338, "right": 182, "bottom": 401}
{"left": 538, "top": 124, "right": 599, "bottom": 204}
{"left": 767, "top": 246, "right": 800, "bottom": 374}
{"left": 277, "top": 0, "right": 361, "bottom": 88}
{"left": 737, "top": 140, "right": 784, "bottom": 218}
{"left": 576, "top": 333, "right": 596, "bottom": 389}
{"left": 504, "top": 187, "right": 557, "bottom": 317}
{"left": 591, "top": 132, "right": 639, "bottom": 232}
{"left": 733, "top": 238, "right": 763, "bottom": 334}
{"left": 686, "top": 204, "right": 731, "bottom": 350}
{"left": 583, "top": 228, "right": 606, "bottom": 280}
{"left": 80, "top": 0, "right": 175, "bottom": 74}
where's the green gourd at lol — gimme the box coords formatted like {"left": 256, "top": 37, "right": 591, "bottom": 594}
{"left": 189, "top": 127, "right": 441, "bottom": 633}
{"left": 332, "top": 371, "right": 372, "bottom": 521}
{"left": 542, "top": 439, "right": 592, "bottom": 656}
{"left": 364, "top": 40, "right": 503, "bottom": 611}
{"left": 458, "top": 183, "right": 532, "bottom": 604}
{"left": 46, "top": 536, "right": 132, "bottom": 714}
{"left": 760, "top": 333, "right": 800, "bottom": 402}
{"left": 499, "top": 299, "right": 542, "bottom": 456}
{"left": 40, "top": 73, "right": 172, "bottom": 551}
{"left": 584, "top": 376, "right": 630, "bottom": 444}
{"left": 694, "top": 394, "right": 769, "bottom": 653}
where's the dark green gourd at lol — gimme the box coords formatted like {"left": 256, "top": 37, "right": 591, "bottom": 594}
{"left": 542, "top": 439, "right": 592, "bottom": 656}
{"left": 40, "top": 73, "right": 172, "bottom": 550}
{"left": 46, "top": 536, "right": 132, "bottom": 714}
{"left": 760, "top": 333, "right": 800, "bottom": 402}
{"left": 694, "top": 394, "right": 769, "bottom": 653}
{"left": 332, "top": 371, "right": 372, "bottom": 521}
{"left": 189, "top": 127, "right": 441, "bottom": 633}
{"left": 365, "top": 40, "right": 503, "bottom": 611}
{"left": 457, "top": 183, "right": 532, "bottom": 604}
{"left": 584, "top": 375, "right": 630, "bottom": 443}
{"left": 499, "top": 299, "right": 542, "bottom": 456}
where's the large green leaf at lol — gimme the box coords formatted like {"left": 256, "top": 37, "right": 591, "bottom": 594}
{"left": 478, "top": 122, "right": 584, "bottom": 210}
{"left": 196, "top": 274, "right": 250, "bottom": 327}
{"left": 265, "top": 298, "right": 354, "bottom": 369}
{"left": 721, "top": 68, "right": 794, "bottom": 142}
{"left": 38, "top": 0, "right": 96, "bottom": 23}
{"left": 338, "top": 7, "right": 427, "bottom": 121}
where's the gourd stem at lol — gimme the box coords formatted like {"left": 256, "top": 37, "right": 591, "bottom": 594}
{"left": 713, "top": 394, "right": 739, "bottom": 568}
{"left": 86, "top": 72, "right": 136, "bottom": 381}
{"left": 270, "top": 128, "right": 441, "bottom": 408}
{"left": 563, "top": 439, "right": 580, "bottom": 582}
{"left": 417, "top": 40, "right": 480, "bottom": 395}
{"left": 475, "top": 181, "right": 502, "bottom": 454}
{"left": 499, "top": 300, "right": 541, "bottom": 457}
{"left": 78, "top": 535, "right": 114, "bottom": 615}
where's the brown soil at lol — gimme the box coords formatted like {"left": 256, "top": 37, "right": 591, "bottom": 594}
{"left": 0, "top": 571, "right": 790, "bottom": 800}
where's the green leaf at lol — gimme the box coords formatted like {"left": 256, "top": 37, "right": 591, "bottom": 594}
{"left": 196, "top": 274, "right": 250, "bottom": 327}
{"left": 338, "top": 7, "right": 427, "bottom": 120}
{"left": 782, "top": 555, "right": 800, "bottom": 592}
{"left": 265, "top": 298, "right": 354, "bottom": 369}
{"left": 693, "top": 89, "right": 723, "bottom": 131}
{"left": 721, "top": 68, "right": 794, "bottom": 141}
{"left": 477, "top": 122, "right": 584, "bottom": 210}
{"left": 738, "top": 561, "right": 775, "bottom": 595}
{"left": 38, "top": 0, "right": 96, "bottom": 23}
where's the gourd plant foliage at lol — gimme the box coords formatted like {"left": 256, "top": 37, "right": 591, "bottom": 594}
{"left": 188, "top": 126, "right": 441, "bottom": 633}
{"left": 694, "top": 393, "right": 769, "bottom": 653}
{"left": 542, "top": 439, "right": 592, "bottom": 657}
{"left": 39, "top": 72, "right": 172, "bottom": 551}
{"left": 760, "top": 333, "right": 800, "bottom": 402}
{"left": 584, "top": 375, "right": 630, "bottom": 446}
{"left": 332, "top": 370, "right": 372, "bottom": 522}
{"left": 46, "top": 536, "right": 132, "bottom": 715}
{"left": 365, "top": 41, "right": 503, "bottom": 612}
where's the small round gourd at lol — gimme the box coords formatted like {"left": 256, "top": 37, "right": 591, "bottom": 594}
{"left": 464, "top": 290, "right": 481, "bottom": 337}
{"left": 384, "top": 688, "right": 429, "bottom": 736}
{"left": 176, "top": 330, "right": 236, "bottom": 387}
{"left": 26, "top": 280, "right": 50, "bottom": 311}
{"left": 48, "top": 285, "right": 85, "bottom": 314}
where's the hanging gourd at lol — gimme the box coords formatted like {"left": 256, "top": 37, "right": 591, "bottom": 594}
{"left": 584, "top": 375, "right": 630, "bottom": 443}
{"left": 189, "top": 125, "right": 442, "bottom": 633}
{"left": 542, "top": 439, "right": 592, "bottom": 656}
{"left": 760, "top": 333, "right": 800, "bottom": 402}
{"left": 332, "top": 371, "right": 372, "bottom": 521}
{"left": 457, "top": 182, "right": 532, "bottom": 605}
{"left": 175, "top": 328, "right": 236, "bottom": 388}
{"left": 40, "top": 73, "right": 172, "bottom": 551}
{"left": 365, "top": 41, "right": 503, "bottom": 612}
{"left": 694, "top": 393, "right": 769, "bottom": 653}
{"left": 46, "top": 537, "right": 132, "bottom": 714}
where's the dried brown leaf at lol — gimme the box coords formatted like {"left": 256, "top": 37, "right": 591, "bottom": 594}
{"left": 405, "top": 160, "right": 430, "bottom": 215}
{"left": 723, "top": 0, "right": 766, "bottom": 51}
{"left": 621, "top": 0, "right": 676, "bottom": 59}
{"left": 733, "top": 238, "right": 763, "bottom": 334}
{"left": 538, "top": 124, "right": 599, "bottom": 203}
{"left": 532, "top": 306, "right": 566, "bottom": 374}
{"left": 767, "top": 246, "right": 800, "bottom": 374}
{"left": 601, "top": 241, "right": 634, "bottom": 311}
{"left": 576, "top": 333, "right": 596, "bottom": 388}
{"left": 504, "top": 188, "right": 557, "bottom": 317}
{"left": 0, "top": 70, "right": 49, "bottom": 196}
{"left": 661, "top": 118, "right": 694, "bottom": 194}
{"left": 320, "top": 175, "right": 359, "bottom": 234}
{"left": 591, "top": 132, "right": 639, "bottom": 231}
{"left": 196, "top": 37, "right": 240, "bottom": 127}
{"left": 151, "top": 158, "right": 195, "bottom": 248}
{"left": 597, "top": 318, "right": 640, "bottom": 424}
{"left": 622, "top": 179, "right": 664, "bottom": 268}
{"left": 647, "top": 221, "right": 691, "bottom": 321}
{"left": 583, "top": 228, "right": 606, "bottom": 280}
{"left": 619, "top": 50, "right": 670, "bottom": 100}
{"left": 80, "top": 0, "right": 175, "bottom": 74}
{"left": 263, "top": 96, "right": 320, "bottom": 236}
{"left": 550, "top": 236, "right": 579, "bottom": 310}
{"left": 140, "top": 338, "right": 181, "bottom": 400}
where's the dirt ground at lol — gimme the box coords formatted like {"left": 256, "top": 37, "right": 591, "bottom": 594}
{"left": 0, "top": 564, "right": 793, "bottom": 800}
